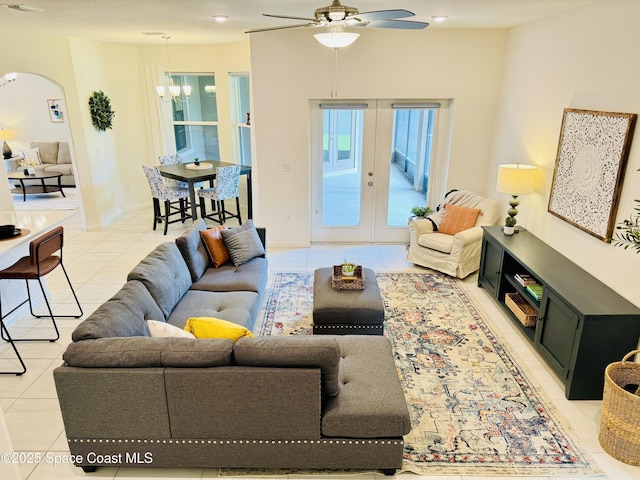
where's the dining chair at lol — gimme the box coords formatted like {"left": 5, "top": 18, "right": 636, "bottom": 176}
{"left": 0, "top": 226, "right": 82, "bottom": 375}
{"left": 197, "top": 165, "right": 242, "bottom": 225}
{"left": 143, "top": 165, "right": 192, "bottom": 235}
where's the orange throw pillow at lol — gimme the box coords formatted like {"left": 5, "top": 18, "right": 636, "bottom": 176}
{"left": 200, "top": 225, "right": 230, "bottom": 267}
{"left": 438, "top": 204, "right": 481, "bottom": 235}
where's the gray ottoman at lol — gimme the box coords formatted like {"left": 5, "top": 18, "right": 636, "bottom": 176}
{"left": 312, "top": 267, "right": 384, "bottom": 335}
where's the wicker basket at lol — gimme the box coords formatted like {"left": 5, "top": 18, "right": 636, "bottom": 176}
{"left": 505, "top": 292, "right": 538, "bottom": 327}
{"left": 331, "top": 265, "right": 365, "bottom": 290}
{"left": 599, "top": 350, "right": 640, "bottom": 465}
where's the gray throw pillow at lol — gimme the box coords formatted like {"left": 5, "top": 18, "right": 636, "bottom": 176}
{"left": 220, "top": 220, "right": 265, "bottom": 267}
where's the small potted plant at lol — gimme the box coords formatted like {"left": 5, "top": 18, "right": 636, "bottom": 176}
{"left": 409, "top": 205, "right": 433, "bottom": 222}
{"left": 194, "top": 157, "right": 200, "bottom": 166}
{"left": 504, "top": 215, "right": 517, "bottom": 236}
{"left": 341, "top": 260, "right": 357, "bottom": 277}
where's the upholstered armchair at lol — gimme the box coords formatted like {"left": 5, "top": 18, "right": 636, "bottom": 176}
{"left": 407, "top": 190, "right": 499, "bottom": 278}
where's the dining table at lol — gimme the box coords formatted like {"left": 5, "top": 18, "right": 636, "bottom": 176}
{"left": 157, "top": 161, "right": 252, "bottom": 221}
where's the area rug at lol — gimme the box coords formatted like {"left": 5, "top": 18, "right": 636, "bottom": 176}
{"left": 12, "top": 187, "right": 80, "bottom": 210}
{"left": 251, "top": 271, "right": 601, "bottom": 477}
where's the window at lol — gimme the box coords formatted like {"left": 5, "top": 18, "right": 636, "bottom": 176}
{"left": 229, "top": 73, "right": 252, "bottom": 166}
{"left": 169, "top": 73, "right": 219, "bottom": 161}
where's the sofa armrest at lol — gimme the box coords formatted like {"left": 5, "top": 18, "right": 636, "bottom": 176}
{"left": 408, "top": 218, "right": 435, "bottom": 236}
{"left": 451, "top": 225, "right": 483, "bottom": 249}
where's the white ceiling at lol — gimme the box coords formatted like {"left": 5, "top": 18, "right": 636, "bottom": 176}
{"left": 0, "top": 0, "right": 597, "bottom": 45}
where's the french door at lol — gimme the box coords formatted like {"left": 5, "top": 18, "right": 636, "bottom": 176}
{"left": 310, "top": 100, "right": 444, "bottom": 243}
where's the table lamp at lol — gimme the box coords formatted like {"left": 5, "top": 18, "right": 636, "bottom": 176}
{"left": 0, "top": 129, "right": 12, "bottom": 159}
{"left": 496, "top": 163, "right": 536, "bottom": 235}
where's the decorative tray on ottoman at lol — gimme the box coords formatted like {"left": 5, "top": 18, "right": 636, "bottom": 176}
{"left": 332, "top": 265, "right": 365, "bottom": 290}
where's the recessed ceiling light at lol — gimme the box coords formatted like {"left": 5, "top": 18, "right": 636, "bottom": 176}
{"left": 431, "top": 15, "right": 448, "bottom": 23}
{"left": 4, "top": 4, "right": 41, "bottom": 12}
{"left": 212, "top": 15, "right": 228, "bottom": 23}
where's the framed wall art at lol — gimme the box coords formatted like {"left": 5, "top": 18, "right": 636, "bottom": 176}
{"left": 47, "top": 99, "right": 64, "bottom": 123}
{"left": 548, "top": 108, "right": 637, "bottom": 242}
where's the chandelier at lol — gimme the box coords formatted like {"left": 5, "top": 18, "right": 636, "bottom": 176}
{"left": 156, "top": 35, "right": 191, "bottom": 103}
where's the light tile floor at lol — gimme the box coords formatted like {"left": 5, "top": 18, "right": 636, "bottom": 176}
{"left": 0, "top": 207, "right": 638, "bottom": 479}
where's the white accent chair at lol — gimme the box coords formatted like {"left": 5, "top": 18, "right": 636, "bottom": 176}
{"left": 407, "top": 190, "right": 499, "bottom": 278}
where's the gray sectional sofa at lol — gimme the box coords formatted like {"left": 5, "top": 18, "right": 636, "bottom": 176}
{"left": 53, "top": 220, "right": 412, "bottom": 474}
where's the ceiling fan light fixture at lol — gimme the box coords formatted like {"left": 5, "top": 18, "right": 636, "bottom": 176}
{"left": 431, "top": 15, "right": 448, "bottom": 23}
{"left": 314, "top": 31, "right": 359, "bottom": 48}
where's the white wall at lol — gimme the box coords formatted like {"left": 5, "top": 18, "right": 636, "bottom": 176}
{"left": 489, "top": 0, "right": 640, "bottom": 306}
{"left": 250, "top": 28, "right": 506, "bottom": 246}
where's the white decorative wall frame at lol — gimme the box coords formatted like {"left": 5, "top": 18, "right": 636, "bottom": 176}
{"left": 548, "top": 108, "right": 637, "bottom": 242}
{"left": 47, "top": 99, "right": 64, "bottom": 123}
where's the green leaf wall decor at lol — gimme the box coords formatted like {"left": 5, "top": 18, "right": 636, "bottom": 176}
{"left": 88, "top": 90, "right": 115, "bottom": 131}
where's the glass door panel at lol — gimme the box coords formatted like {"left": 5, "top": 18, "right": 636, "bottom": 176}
{"left": 385, "top": 108, "right": 435, "bottom": 227}
{"left": 322, "top": 109, "right": 363, "bottom": 226}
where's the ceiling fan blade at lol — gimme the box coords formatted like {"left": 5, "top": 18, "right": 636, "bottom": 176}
{"left": 246, "top": 23, "right": 318, "bottom": 34}
{"left": 365, "top": 19, "right": 429, "bottom": 30}
{"left": 263, "top": 13, "right": 318, "bottom": 22}
{"left": 350, "top": 9, "right": 415, "bottom": 22}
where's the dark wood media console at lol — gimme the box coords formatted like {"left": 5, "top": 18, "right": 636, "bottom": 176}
{"left": 478, "top": 226, "right": 640, "bottom": 400}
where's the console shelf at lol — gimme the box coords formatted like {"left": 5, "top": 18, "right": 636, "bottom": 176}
{"left": 478, "top": 226, "right": 640, "bottom": 400}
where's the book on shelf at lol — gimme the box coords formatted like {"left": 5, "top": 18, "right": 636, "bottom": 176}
{"left": 526, "top": 284, "right": 544, "bottom": 301}
{"left": 514, "top": 273, "right": 537, "bottom": 286}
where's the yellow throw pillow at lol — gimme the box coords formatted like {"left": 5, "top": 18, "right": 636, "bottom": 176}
{"left": 438, "top": 204, "right": 481, "bottom": 235}
{"left": 200, "top": 226, "right": 230, "bottom": 267}
{"left": 184, "top": 317, "right": 254, "bottom": 342}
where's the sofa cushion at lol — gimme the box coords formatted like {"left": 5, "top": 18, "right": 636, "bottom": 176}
{"left": 71, "top": 280, "right": 161, "bottom": 341}
{"left": 220, "top": 220, "right": 266, "bottom": 267}
{"left": 57, "top": 141, "right": 71, "bottom": 164}
{"left": 63, "top": 337, "right": 234, "bottom": 368}
{"left": 127, "top": 242, "right": 192, "bottom": 319}
{"left": 147, "top": 319, "right": 195, "bottom": 338}
{"left": 166, "top": 290, "right": 260, "bottom": 331}
{"left": 175, "top": 219, "right": 209, "bottom": 282}
{"left": 184, "top": 317, "right": 253, "bottom": 341}
{"left": 438, "top": 204, "right": 481, "bottom": 235}
{"left": 44, "top": 163, "right": 73, "bottom": 176}
{"left": 417, "top": 232, "right": 454, "bottom": 254}
{"left": 191, "top": 257, "right": 268, "bottom": 293}
{"left": 30, "top": 141, "right": 59, "bottom": 164}
{"left": 200, "top": 225, "right": 230, "bottom": 267}
{"left": 234, "top": 336, "right": 341, "bottom": 396}
{"left": 322, "top": 336, "right": 412, "bottom": 438}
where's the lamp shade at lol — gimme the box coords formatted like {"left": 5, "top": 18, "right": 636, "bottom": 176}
{"left": 314, "top": 31, "right": 359, "bottom": 48}
{"left": 496, "top": 164, "right": 536, "bottom": 195}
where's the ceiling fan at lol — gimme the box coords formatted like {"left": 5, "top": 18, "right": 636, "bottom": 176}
{"left": 246, "top": 0, "right": 429, "bottom": 43}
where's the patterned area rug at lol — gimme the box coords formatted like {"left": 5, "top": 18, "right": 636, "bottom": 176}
{"left": 254, "top": 272, "right": 601, "bottom": 476}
